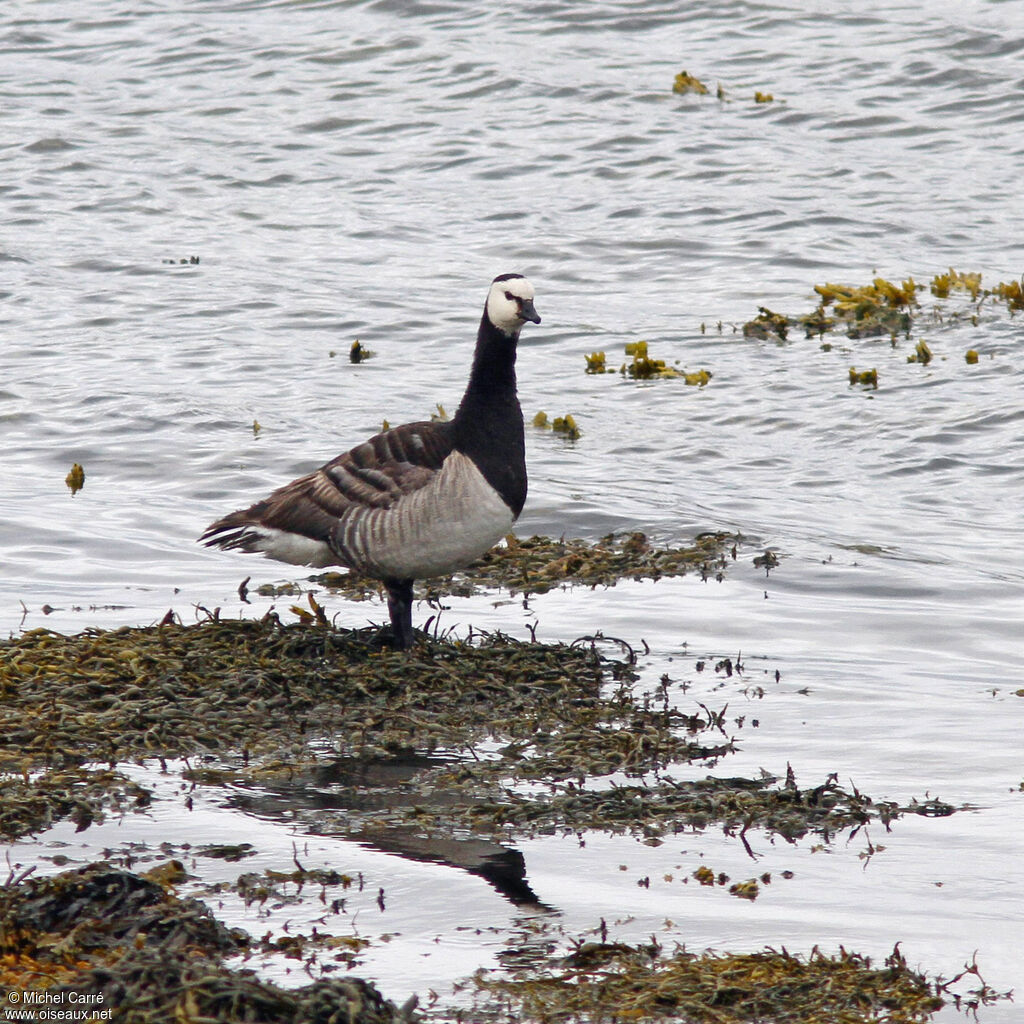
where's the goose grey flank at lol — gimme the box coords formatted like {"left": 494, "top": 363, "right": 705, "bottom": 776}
{"left": 201, "top": 274, "right": 540, "bottom": 648}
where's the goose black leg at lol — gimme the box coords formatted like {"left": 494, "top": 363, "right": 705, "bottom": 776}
{"left": 384, "top": 578, "right": 415, "bottom": 650}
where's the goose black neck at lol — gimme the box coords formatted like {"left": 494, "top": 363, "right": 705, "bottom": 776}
{"left": 452, "top": 311, "right": 527, "bottom": 517}
{"left": 454, "top": 312, "right": 520, "bottom": 423}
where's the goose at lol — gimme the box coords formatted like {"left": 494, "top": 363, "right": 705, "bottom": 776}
{"left": 200, "top": 273, "right": 541, "bottom": 649}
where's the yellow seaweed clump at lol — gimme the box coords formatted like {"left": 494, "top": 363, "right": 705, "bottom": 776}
{"left": 349, "top": 340, "right": 374, "bottom": 363}
{"left": 672, "top": 70, "right": 709, "bottom": 95}
{"left": 931, "top": 268, "right": 982, "bottom": 300}
{"left": 907, "top": 339, "right": 933, "bottom": 364}
{"left": 681, "top": 368, "right": 712, "bottom": 386}
{"left": 478, "top": 942, "right": 959, "bottom": 1024}
{"left": 814, "top": 277, "right": 916, "bottom": 338}
{"left": 754, "top": 91, "right": 774, "bottom": 103}
{"left": 584, "top": 351, "right": 608, "bottom": 373}
{"left": 849, "top": 367, "right": 878, "bottom": 388}
{"left": 621, "top": 341, "right": 709, "bottom": 383}
{"left": 534, "top": 411, "right": 582, "bottom": 439}
{"left": 993, "top": 278, "right": 1024, "bottom": 311}
{"left": 816, "top": 277, "right": 918, "bottom": 310}
{"left": 965, "top": 349, "right": 979, "bottom": 364}
{"left": 742, "top": 307, "right": 789, "bottom": 341}
{"left": 65, "top": 463, "right": 85, "bottom": 495}
{"left": 729, "top": 878, "right": 760, "bottom": 900}
{"left": 552, "top": 414, "right": 581, "bottom": 439}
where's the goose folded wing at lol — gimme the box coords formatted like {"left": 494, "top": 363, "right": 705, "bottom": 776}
{"left": 201, "top": 420, "right": 454, "bottom": 549}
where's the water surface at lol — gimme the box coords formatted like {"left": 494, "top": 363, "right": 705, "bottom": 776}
{"left": 3, "top": 0, "right": 1023, "bottom": 1017}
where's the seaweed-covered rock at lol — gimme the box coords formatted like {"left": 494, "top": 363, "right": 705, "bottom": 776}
{"left": 0, "top": 864, "right": 406, "bottom": 1024}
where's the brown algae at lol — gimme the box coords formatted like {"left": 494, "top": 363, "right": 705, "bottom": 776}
{"left": 309, "top": 530, "right": 739, "bottom": 604}
{"left": 64, "top": 463, "right": 85, "bottom": 495}
{"left": 473, "top": 939, "right": 1007, "bottom": 1024}
{"left": 743, "top": 269, "right": 1023, "bottom": 353}
{"left": 621, "top": 341, "right": 711, "bottom": 383}
{"left": 2, "top": 608, "right": 952, "bottom": 848}
{"left": 533, "top": 411, "right": 582, "bottom": 439}
{"left": 0, "top": 863, "right": 405, "bottom": 1023}
{"left": 672, "top": 70, "right": 709, "bottom": 95}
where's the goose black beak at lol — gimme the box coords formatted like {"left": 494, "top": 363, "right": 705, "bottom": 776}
{"left": 520, "top": 298, "right": 541, "bottom": 324}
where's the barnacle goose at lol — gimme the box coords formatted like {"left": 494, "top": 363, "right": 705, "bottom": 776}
{"left": 200, "top": 273, "right": 541, "bottom": 649}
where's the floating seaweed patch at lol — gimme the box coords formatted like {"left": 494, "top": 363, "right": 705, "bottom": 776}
{"left": 584, "top": 350, "right": 609, "bottom": 373}
{"left": 907, "top": 339, "right": 933, "bottom": 364}
{"left": 993, "top": 277, "right": 1024, "bottom": 311}
{"left": 3, "top": 596, "right": 951, "bottom": 847}
{"left": 620, "top": 341, "right": 711, "bottom": 383}
{"left": 471, "top": 938, "right": 1008, "bottom": 1024}
{"left": 931, "top": 267, "right": 982, "bottom": 300}
{"left": 817, "top": 277, "right": 919, "bottom": 310}
{"left": 672, "top": 70, "right": 709, "bottom": 95}
{"left": 814, "top": 277, "right": 917, "bottom": 339}
{"left": 965, "top": 348, "right": 979, "bottom": 364}
{"left": 0, "top": 621, "right": 620, "bottom": 773}
{"left": 742, "top": 306, "right": 789, "bottom": 341}
{"left": 0, "top": 767, "right": 151, "bottom": 841}
{"left": 728, "top": 878, "right": 760, "bottom": 900}
{"left": 533, "top": 411, "right": 582, "bottom": 439}
{"left": 349, "top": 339, "right": 374, "bottom": 363}
{"left": 682, "top": 368, "right": 711, "bottom": 386}
{"left": 65, "top": 462, "right": 85, "bottom": 495}
{"left": 551, "top": 414, "right": 581, "bottom": 438}
{"left": 738, "top": 268, "right": 1024, "bottom": 367}
{"left": 801, "top": 305, "right": 835, "bottom": 338}
{"left": 442, "top": 767, "right": 949, "bottom": 845}
{"left": 0, "top": 863, "right": 404, "bottom": 1023}
{"left": 849, "top": 367, "right": 878, "bottom": 388}
{"left": 754, "top": 90, "right": 774, "bottom": 103}
{"left": 446, "top": 531, "right": 738, "bottom": 598}
{"left": 303, "top": 530, "right": 737, "bottom": 603}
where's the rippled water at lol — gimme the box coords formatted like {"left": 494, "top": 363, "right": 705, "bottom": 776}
{"left": 3, "top": 0, "right": 1023, "bottom": 1017}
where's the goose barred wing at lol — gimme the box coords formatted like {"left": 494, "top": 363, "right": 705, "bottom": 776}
{"left": 200, "top": 421, "right": 454, "bottom": 554}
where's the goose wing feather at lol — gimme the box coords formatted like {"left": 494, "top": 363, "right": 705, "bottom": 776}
{"left": 201, "top": 420, "right": 454, "bottom": 551}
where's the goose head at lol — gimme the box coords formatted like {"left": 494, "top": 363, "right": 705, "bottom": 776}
{"left": 485, "top": 274, "right": 541, "bottom": 336}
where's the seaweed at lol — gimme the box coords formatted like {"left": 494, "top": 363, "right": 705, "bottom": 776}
{"left": 993, "top": 277, "right": 1024, "bottom": 311}
{"left": 311, "top": 531, "right": 738, "bottom": 603}
{"left": 620, "top": 341, "right": 711, "bottom": 384}
{"left": 672, "top": 71, "right": 709, "bottom": 95}
{"left": 471, "top": 938, "right": 1007, "bottom": 1023}
{"left": 742, "top": 307, "right": 789, "bottom": 341}
{"left": 907, "top": 339, "right": 932, "bottom": 364}
{"left": 65, "top": 463, "right": 85, "bottom": 495}
{"left": 930, "top": 268, "right": 981, "bottom": 300}
{"left": 349, "top": 339, "right": 374, "bottom": 363}
{"left": 814, "top": 278, "right": 916, "bottom": 339}
{"left": 0, "top": 768, "right": 151, "bottom": 840}
{"left": 533, "top": 411, "right": 582, "bottom": 439}
{"left": 0, "top": 863, "right": 406, "bottom": 1023}
{"left": 848, "top": 367, "right": 878, "bottom": 388}
{"left": 743, "top": 269, "right": 1022, "bottom": 357}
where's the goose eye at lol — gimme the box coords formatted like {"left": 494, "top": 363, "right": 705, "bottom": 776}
{"left": 504, "top": 291, "right": 514, "bottom": 301}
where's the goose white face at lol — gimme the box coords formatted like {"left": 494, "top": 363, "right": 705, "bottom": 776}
{"left": 485, "top": 274, "right": 541, "bottom": 335}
